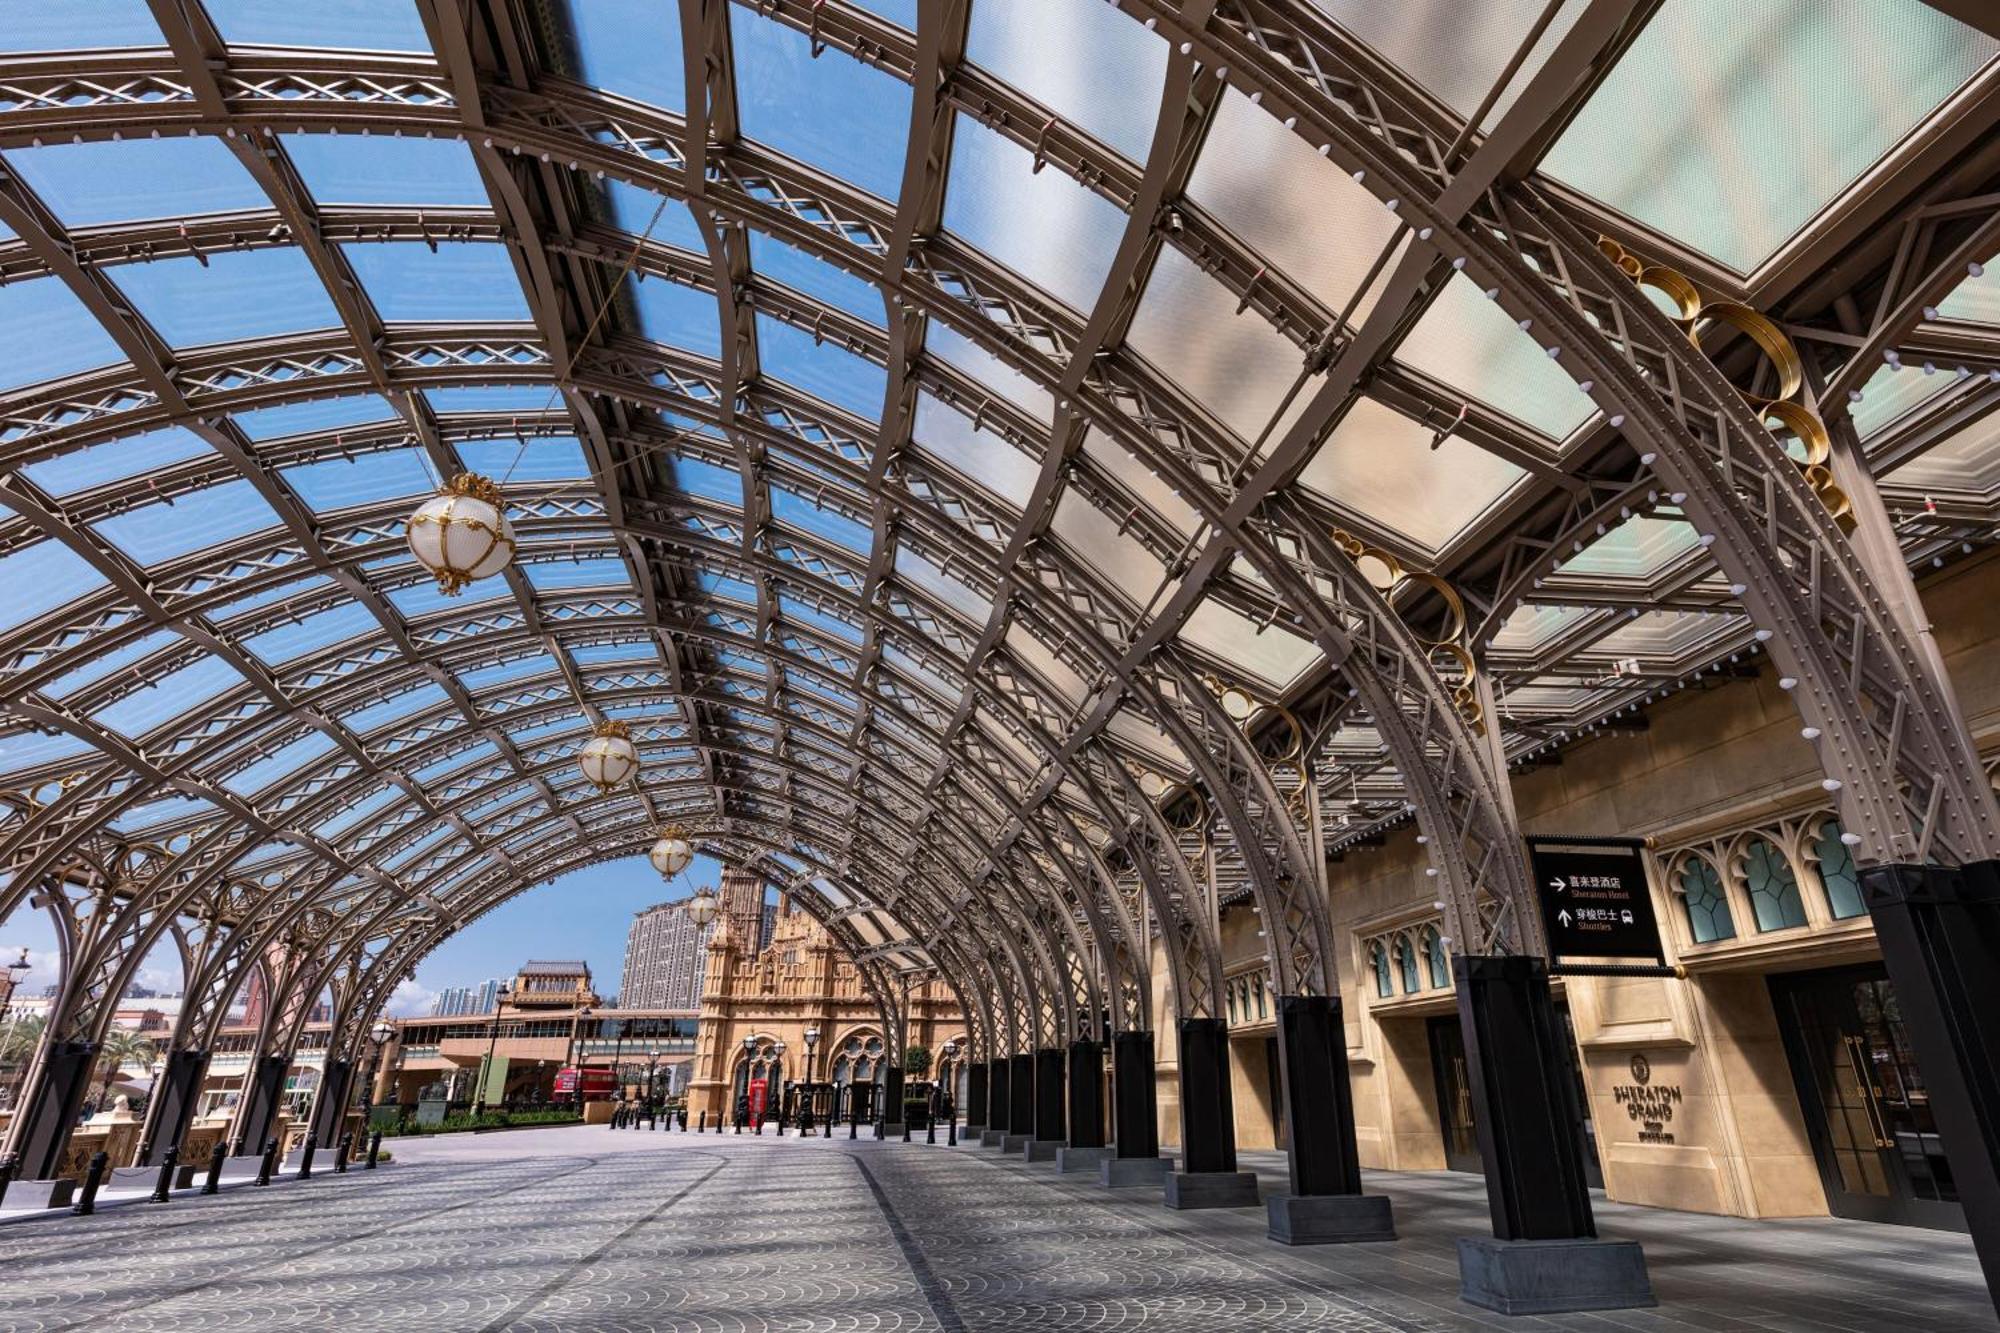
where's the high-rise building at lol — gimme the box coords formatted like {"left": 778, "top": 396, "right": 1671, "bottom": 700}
{"left": 430, "top": 978, "right": 504, "bottom": 1017}
{"left": 621, "top": 899, "right": 717, "bottom": 1010}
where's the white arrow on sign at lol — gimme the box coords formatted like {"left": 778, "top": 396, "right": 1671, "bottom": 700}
{"left": 1557, "top": 908, "right": 1573, "bottom": 928}
{"left": 1549, "top": 877, "right": 1567, "bottom": 893}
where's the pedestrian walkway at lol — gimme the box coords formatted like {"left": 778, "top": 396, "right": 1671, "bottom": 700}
{"left": 0, "top": 1126, "right": 1989, "bottom": 1331}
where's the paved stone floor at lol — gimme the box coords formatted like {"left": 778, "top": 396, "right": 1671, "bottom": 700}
{"left": 1, "top": 1125, "right": 1991, "bottom": 1331}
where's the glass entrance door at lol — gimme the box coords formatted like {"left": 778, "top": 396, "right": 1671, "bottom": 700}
{"left": 1427, "top": 1017, "right": 1483, "bottom": 1174}
{"left": 1771, "top": 963, "right": 1964, "bottom": 1230}
{"left": 1427, "top": 1011, "right": 1603, "bottom": 1185}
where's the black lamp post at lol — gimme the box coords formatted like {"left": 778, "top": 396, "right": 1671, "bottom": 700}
{"left": 801, "top": 1026, "right": 820, "bottom": 1136}
{"left": 771, "top": 1039, "right": 788, "bottom": 1134}
{"left": 472, "top": 983, "right": 512, "bottom": 1115}
{"left": 362, "top": 1020, "right": 395, "bottom": 1127}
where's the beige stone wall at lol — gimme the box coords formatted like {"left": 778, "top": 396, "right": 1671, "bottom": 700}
{"left": 1146, "top": 547, "right": 2000, "bottom": 1219}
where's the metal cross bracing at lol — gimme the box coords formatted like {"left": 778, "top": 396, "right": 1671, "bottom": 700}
{"left": 0, "top": 0, "right": 1997, "bottom": 1171}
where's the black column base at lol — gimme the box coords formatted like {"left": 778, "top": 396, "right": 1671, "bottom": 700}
{"left": 1453, "top": 955, "right": 1596, "bottom": 1240}
{"left": 1034, "top": 1047, "right": 1066, "bottom": 1145}
{"left": 1176, "top": 1018, "right": 1238, "bottom": 1175}
{"left": 1100, "top": 1154, "right": 1174, "bottom": 1187}
{"left": 1055, "top": 1145, "right": 1110, "bottom": 1173}
{"left": 1111, "top": 1029, "right": 1159, "bottom": 1159}
{"left": 965, "top": 1060, "right": 989, "bottom": 1134}
{"left": 1021, "top": 1138, "right": 1060, "bottom": 1162}
{"left": 1864, "top": 859, "right": 2000, "bottom": 1308}
{"left": 1268, "top": 1192, "right": 1396, "bottom": 1245}
{"left": 1067, "top": 1039, "right": 1105, "bottom": 1148}
{"left": 1458, "top": 1237, "right": 1655, "bottom": 1314}
{"left": 1276, "top": 994, "right": 1365, "bottom": 1196}
{"left": 988, "top": 1057, "right": 1011, "bottom": 1136}
{"left": 1008, "top": 1052, "right": 1034, "bottom": 1143}
{"left": 1165, "top": 1169, "right": 1260, "bottom": 1209}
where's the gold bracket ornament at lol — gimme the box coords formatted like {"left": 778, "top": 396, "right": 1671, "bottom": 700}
{"left": 1329, "top": 529, "right": 1485, "bottom": 734}
{"left": 1597, "top": 238, "right": 1853, "bottom": 530}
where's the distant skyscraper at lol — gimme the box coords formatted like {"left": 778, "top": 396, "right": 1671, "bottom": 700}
{"left": 430, "top": 978, "right": 503, "bottom": 1017}
{"left": 621, "top": 899, "right": 717, "bottom": 1010}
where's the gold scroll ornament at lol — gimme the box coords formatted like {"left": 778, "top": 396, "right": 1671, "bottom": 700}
{"left": 1597, "top": 238, "right": 1853, "bottom": 531}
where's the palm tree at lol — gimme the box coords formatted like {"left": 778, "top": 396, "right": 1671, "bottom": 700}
{"left": 1, "top": 1012, "right": 46, "bottom": 1109}
{"left": 92, "top": 1028, "right": 155, "bottom": 1107}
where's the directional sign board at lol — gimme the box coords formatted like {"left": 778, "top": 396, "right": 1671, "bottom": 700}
{"left": 1527, "top": 837, "right": 1664, "bottom": 963}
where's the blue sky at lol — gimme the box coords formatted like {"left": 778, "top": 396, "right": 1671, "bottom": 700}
{"left": 0, "top": 851, "right": 725, "bottom": 1018}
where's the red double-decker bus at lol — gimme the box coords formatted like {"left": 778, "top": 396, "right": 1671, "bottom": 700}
{"left": 552, "top": 1066, "right": 617, "bottom": 1101}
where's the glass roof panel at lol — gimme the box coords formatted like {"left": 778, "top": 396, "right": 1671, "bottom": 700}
{"left": 625, "top": 275, "right": 722, "bottom": 357}
{"left": 1542, "top": 1, "right": 1998, "bottom": 273}
{"left": 243, "top": 599, "right": 376, "bottom": 665}
{"left": 662, "top": 453, "right": 744, "bottom": 505}
{"left": 1850, "top": 364, "right": 1954, "bottom": 441}
{"left": 0, "top": 277, "right": 127, "bottom": 390}
{"left": 92, "top": 653, "right": 245, "bottom": 738}
{"left": 458, "top": 653, "right": 557, "bottom": 690}
{"left": 923, "top": 322, "right": 1054, "bottom": 425}
{"left": 282, "top": 133, "right": 488, "bottom": 206}
{"left": 770, "top": 484, "right": 873, "bottom": 555}
{"left": 457, "top": 435, "right": 590, "bottom": 481}
{"left": 0, "top": 727, "right": 96, "bottom": 776}
{"left": 0, "top": 535, "right": 107, "bottom": 634}
{"left": 1939, "top": 264, "right": 1999, "bottom": 324}
{"left": 596, "top": 181, "right": 706, "bottom": 252}
{"left": 749, "top": 231, "right": 884, "bottom": 326}
{"left": 1186, "top": 89, "right": 1403, "bottom": 323}
{"left": 1178, "top": 596, "right": 1321, "bottom": 693}
{"left": 204, "top": 0, "right": 434, "bottom": 52}
{"left": 1296, "top": 395, "right": 1525, "bottom": 553}
{"left": 756, "top": 315, "right": 885, "bottom": 421}
{"left": 91, "top": 478, "right": 280, "bottom": 567}
{"left": 850, "top": 0, "right": 917, "bottom": 27}
{"left": 943, "top": 114, "right": 1124, "bottom": 314}
{"left": 21, "top": 426, "right": 214, "bottom": 497}
{"left": 341, "top": 242, "right": 530, "bottom": 322}
{"left": 554, "top": 0, "right": 685, "bottom": 113}
{"left": 1884, "top": 409, "right": 2000, "bottom": 497}
{"left": 4, "top": 137, "right": 265, "bottom": 227}
{"left": 1312, "top": 1, "right": 1586, "bottom": 130}
{"left": 109, "top": 248, "right": 341, "bottom": 346}
{"left": 523, "top": 556, "right": 631, "bottom": 591}
{"left": 778, "top": 594, "right": 863, "bottom": 644}
{"left": 43, "top": 627, "right": 179, "bottom": 700}
{"left": 341, "top": 683, "right": 450, "bottom": 733}
{"left": 1129, "top": 244, "right": 1313, "bottom": 448}
{"left": 0, "top": 1, "right": 162, "bottom": 50}
{"left": 424, "top": 385, "right": 557, "bottom": 414}
{"left": 1050, "top": 489, "right": 1167, "bottom": 598}
{"left": 1394, "top": 273, "right": 1594, "bottom": 442}
{"left": 728, "top": 6, "right": 911, "bottom": 203}
{"left": 384, "top": 576, "right": 508, "bottom": 619}
{"left": 1081, "top": 427, "right": 1202, "bottom": 538}
{"left": 1555, "top": 515, "right": 1699, "bottom": 579}
{"left": 232, "top": 393, "right": 396, "bottom": 441}
{"left": 894, "top": 547, "right": 991, "bottom": 624}
{"left": 280, "top": 447, "right": 436, "bottom": 513}
{"left": 222, "top": 730, "right": 335, "bottom": 796}
{"left": 909, "top": 392, "right": 1038, "bottom": 508}
{"left": 965, "top": 0, "right": 1167, "bottom": 163}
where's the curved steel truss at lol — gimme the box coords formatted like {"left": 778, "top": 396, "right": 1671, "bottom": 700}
{"left": 2, "top": 0, "right": 1998, "bottom": 1168}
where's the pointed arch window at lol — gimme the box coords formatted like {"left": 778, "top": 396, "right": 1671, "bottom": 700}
{"left": 1422, "top": 926, "right": 1449, "bottom": 989}
{"left": 1369, "top": 941, "right": 1392, "bottom": 998}
{"left": 1811, "top": 818, "right": 1866, "bottom": 920}
{"left": 1743, "top": 837, "right": 1807, "bottom": 932}
{"left": 1676, "top": 856, "right": 1735, "bottom": 944}
{"left": 1394, "top": 934, "right": 1420, "bottom": 994}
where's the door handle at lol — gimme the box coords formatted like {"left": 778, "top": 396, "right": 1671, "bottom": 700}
{"left": 1843, "top": 1035, "right": 1894, "bottom": 1149}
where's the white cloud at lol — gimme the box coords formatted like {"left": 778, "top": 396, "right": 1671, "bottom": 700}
{"left": 0, "top": 944, "right": 63, "bottom": 998}
{"left": 383, "top": 977, "right": 438, "bottom": 1018}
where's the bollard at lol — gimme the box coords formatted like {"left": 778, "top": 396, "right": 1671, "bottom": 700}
{"left": 903, "top": 1119, "right": 911, "bottom": 1144}
{"left": 151, "top": 1144, "right": 181, "bottom": 1203}
{"left": 202, "top": 1140, "right": 227, "bottom": 1194}
{"left": 849, "top": 1113, "right": 858, "bottom": 1140}
{"left": 947, "top": 1114, "right": 957, "bottom": 1147}
{"left": 927, "top": 1117, "right": 936, "bottom": 1146}
{"left": 255, "top": 1137, "right": 279, "bottom": 1186}
{"left": 697, "top": 1110, "right": 707, "bottom": 1133}
{"left": 298, "top": 1137, "right": 317, "bottom": 1180}
{"left": 365, "top": 1130, "right": 383, "bottom": 1170}
{"left": 334, "top": 1132, "right": 352, "bottom": 1173}
{"left": 73, "top": 1151, "right": 109, "bottom": 1215}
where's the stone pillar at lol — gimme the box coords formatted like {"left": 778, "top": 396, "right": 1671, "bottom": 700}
{"left": 1066, "top": 1039, "right": 1105, "bottom": 1147}
{"left": 1005, "top": 1052, "right": 1034, "bottom": 1151}
{"left": 1865, "top": 861, "right": 2000, "bottom": 1314}
{"left": 1266, "top": 995, "right": 1394, "bottom": 1243}
{"left": 984, "top": 1057, "right": 1010, "bottom": 1145}
{"left": 1112, "top": 1029, "right": 1157, "bottom": 1158}
{"left": 232, "top": 1053, "right": 289, "bottom": 1156}
{"left": 882, "top": 1066, "right": 906, "bottom": 1135}
{"left": 965, "top": 1059, "right": 989, "bottom": 1133}
{"left": 1165, "top": 1018, "right": 1259, "bottom": 1209}
{"left": 1024, "top": 1047, "right": 1064, "bottom": 1161}
{"left": 137, "top": 1049, "right": 209, "bottom": 1167}
{"left": 310, "top": 1058, "right": 354, "bottom": 1148}
{"left": 8, "top": 1039, "right": 97, "bottom": 1182}
{"left": 1453, "top": 955, "right": 1651, "bottom": 1314}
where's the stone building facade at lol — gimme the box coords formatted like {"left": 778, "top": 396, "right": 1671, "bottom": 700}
{"left": 1170, "top": 546, "right": 2000, "bottom": 1236}
{"left": 686, "top": 887, "right": 964, "bottom": 1126}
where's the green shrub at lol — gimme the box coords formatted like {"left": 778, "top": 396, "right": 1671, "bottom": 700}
{"left": 378, "top": 1108, "right": 582, "bottom": 1138}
